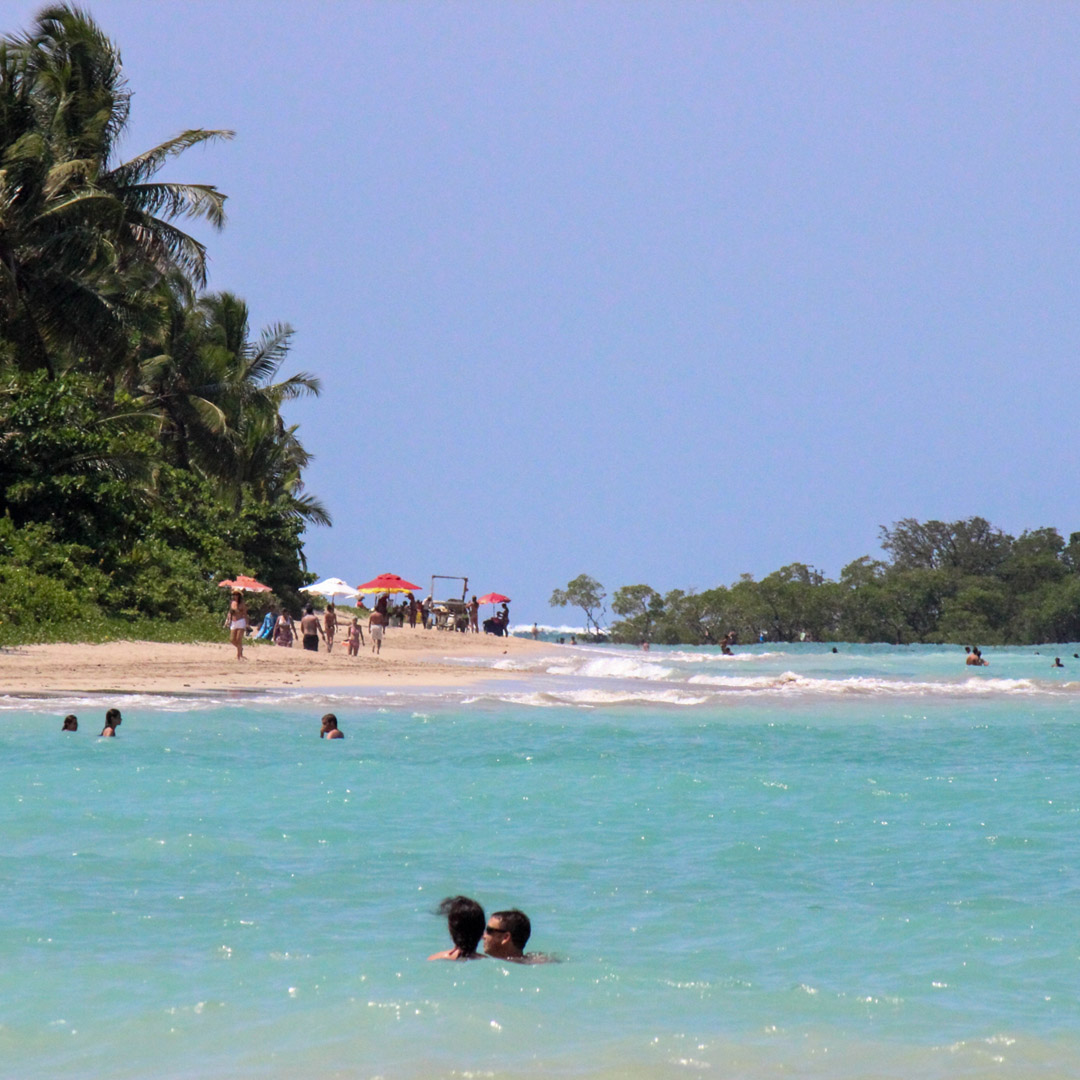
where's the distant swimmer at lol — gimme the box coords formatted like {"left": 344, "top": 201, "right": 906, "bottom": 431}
{"left": 320, "top": 713, "right": 344, "bottom": 738}
{"left": 531, "top": 623, "right": 539, "bottom": 639}
{"left": 62, "top": 714, "right": 78, "bottom": 732}
{"left": 972, "top": 647, "right": 989, "bottom": 666}
{"left": 99, "top": 708, "right": 121, "bottom": 737}
{"left": 831, "top": 647, "right": 838, "bottom": 654}
{"left": 483, "top": 908, "right": 556, "bottom": 964}
{"left": 1052, "top": 657, "right": 1064, "bottom": 669}
{"left": 428, "top": 895, "right": 486, "bottom": 961}
{"left": 721, "top": 644, "right": 733, "bottom": 656}
{"left": 640, "top": 640, "right": 650, "bottom": 651}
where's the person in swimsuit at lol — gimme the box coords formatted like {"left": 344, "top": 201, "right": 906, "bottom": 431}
{"left": 346, "top": 617, "right": 363, "bottom": 655}
{"left": 227, "top": 590, "right": 249, "bottom": 660}
{"left": 300, "top": 606, "right": 323, "bottom": 652}
{"left": 323, "top": 603, "right": 338, "bottom": 653}
{"left": 428, "top": 896, "right": 486, "bottom": 961}
{"left": 100, "top": 708, "right": 122, "bottom": 737}
{"left": 468, "top": 595, "right": 480, "bottom": 633}
{"left": 273, "top": 611, "right": 294, "bottom": 647}
{"left": 320, "top": 713, "right": 344, "bottom": 738}
{"left": 62, "top": 714, "right": 78, "bottom": 731}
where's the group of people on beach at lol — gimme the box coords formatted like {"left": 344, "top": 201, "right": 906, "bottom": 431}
{"left": 428, "top": 895, "right": 553, "bottom": 964}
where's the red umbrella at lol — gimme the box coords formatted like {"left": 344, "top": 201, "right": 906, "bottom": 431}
{"left": 355, "top": 573, "right": 422, "bottom": 595}
{"left": 218, "top": 575, "right": 272, "bottom": 593}
{"left": 477, "top": 593, "right": 510, "bottom": 605}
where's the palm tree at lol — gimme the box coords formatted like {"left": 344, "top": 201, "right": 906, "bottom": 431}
{"left": 0, "top": 5, "right": 232, "bottom": 377}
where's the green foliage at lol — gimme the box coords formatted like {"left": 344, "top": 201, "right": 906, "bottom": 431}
{"left": 0, "top": 7, "right": 325, "bottom": 639}
{"left": 550, "top": 574, "right": 607, "bottom": 637}
{"left": 605, "top": 517, "right": 1080, "bottom": 646}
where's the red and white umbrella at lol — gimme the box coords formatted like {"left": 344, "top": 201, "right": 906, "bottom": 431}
{"left": 355, "top": 573, "right": 422, "bottom": 595}
{"left": 477, "top": 592, "right": 510, "bottom": 606}
{"left": 218, "top": 575, "right": 272, "bottom": 593}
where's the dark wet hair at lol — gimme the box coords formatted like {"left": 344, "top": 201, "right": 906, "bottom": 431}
{"left": 305, "top": 605, "right": 314, "bottom": 615}
{"left": 62, "top": 714, "right": 78, "bottom": 731}
{"left": 105, "top": 708, "right": 121, "bottom": 724}
{"left": 491, "top": 908, "right": 531, "bottom": 951}
{"left": 320, "top": 713, "right": 338, "bottom": 735}
{"left": 438, "top": 895, "right": 485, "bottom": 953}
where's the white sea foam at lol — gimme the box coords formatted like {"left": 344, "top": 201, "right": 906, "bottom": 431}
{"left": 684, "top": 672, "right": 1047, "bottom": 696}
{"left": 487, "top": 687, "right": 713, "bottom": 708}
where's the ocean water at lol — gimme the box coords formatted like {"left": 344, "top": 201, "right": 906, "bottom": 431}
{"left": 2, "top": 642, "right": 1079, "bottom": 1079}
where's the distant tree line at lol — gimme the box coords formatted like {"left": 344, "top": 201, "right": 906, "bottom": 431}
{"left": 552, "top": 517, "right": 1080, "bottom": 645}
{"left": 0, "top": 7, "right": 327, "bottom": 638}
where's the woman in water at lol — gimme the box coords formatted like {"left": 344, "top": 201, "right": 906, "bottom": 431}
{"left": 227, "top": 590, "right": 249, "bottom": 660}
{"left": 100, "top": 709, "right": 121, "bottom": 737}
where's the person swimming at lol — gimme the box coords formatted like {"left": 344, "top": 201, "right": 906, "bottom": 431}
{"left": 62, "top": 714, "right": 78, "bottom": 731}
{"left": 320, "top": 713, "right": 344, "bottom": 739}
{"left": 482, "top": 908, "right": 556, "bottom": 964}
{"left": 100, "top": 708, "right": 121, "bottom": 737}
{"left": 428, "top": 896, "right": 486, "bottom": 960}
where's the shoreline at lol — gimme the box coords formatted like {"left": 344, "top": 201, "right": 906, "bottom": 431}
{"left": 0, "top": 629, "right": 554, "bottom": 694}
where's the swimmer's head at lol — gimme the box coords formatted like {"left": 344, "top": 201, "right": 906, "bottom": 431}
{"left": 489, "top": 908, "right": 531, "bottom": 951}
{"left": 105, "top": 708, "right": 121, "bottom": 726}
{"left": 320, "top": 713, "right": 338, "bottom": 735}
{"left": 438, "top": 895, "right": 485, "bottom": 953}
{"left": 62, "top": 714, "right": 78, "bottom": 731}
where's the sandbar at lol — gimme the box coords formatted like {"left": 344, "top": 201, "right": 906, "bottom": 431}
{"left": 0, "top": 628, "right": 555, "bottom": 694}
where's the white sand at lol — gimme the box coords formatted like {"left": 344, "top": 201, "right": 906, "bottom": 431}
{"left": 0, "top": 628, "right": 554, "bottom": 693}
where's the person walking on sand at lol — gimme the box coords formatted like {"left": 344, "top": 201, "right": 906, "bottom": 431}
{"left": 227, "top": 590, "right": 248, "bottom": 660}
{"left": 369, "top": 610, "right": 385, "bottom": 655}
{"left": 429, "top": 896, "right": 486, "bottom": 961}
{"left": 323, "top": 603, "right": 338, "bottom": 653}
{"left": 100, "top": 708, "right": 122, "bottom": 737}
{"left": 346, "top": 617, "right": 364, "bottom": 655}
{"left": 300, "top": 606, "right": 324, "bottom": 652}
{"left": 273, "top": 610, "right": 294, "bottom": 647}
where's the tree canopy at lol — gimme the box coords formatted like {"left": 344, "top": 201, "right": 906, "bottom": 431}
{"left": 0, "top": 6, "right": 325, "bottom": 638}
{"left": 588, "top": 517, "right": 1080, "bottom": 646}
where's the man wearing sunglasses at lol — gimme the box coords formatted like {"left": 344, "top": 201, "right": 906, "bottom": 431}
{"left": 482, "top": 909, "right": 534, "bottom": 963}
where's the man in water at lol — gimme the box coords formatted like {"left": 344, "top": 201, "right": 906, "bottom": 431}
{"left": 482, "top": 908, "right": 553, "bottom": 963}
{"left": 428, "top": 896, "right": 486, "bottom": 961}
{"left": 320, "top": 713, "right": 344, "bottom": 738}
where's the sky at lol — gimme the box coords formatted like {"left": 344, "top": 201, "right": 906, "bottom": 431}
{"left": 13, "top": 1, "right": 1080, "bottom": 621}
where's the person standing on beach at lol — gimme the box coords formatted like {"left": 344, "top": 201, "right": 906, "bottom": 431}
{"left": 99, "top": 709, "right": 121, "bottom": 737}
{"left": 62, "top": 714, "right": 78, "bottom": 731}
{"left": 273, "top": 610, "right": 294, "bottom": 647}
{"left": 408, "top": 593, "right": 418, "bottom": 629}
{"left": 300, "top": 606, "right": 324, "bottom": 652}
{"left": 323, "top": 603, "right": 338, "bottom": 653}
{"left": 429, "top": 896, "right": 486, "bottom": 961}
{"left": 346, "top": 617, "right": 363, "bottom": 655}
{"left": 468, "top": 595, "right": 480, "bottom": 633}
{"left": 227, "top": 590, "right": 248, "bottom": 660}
{"left": 369, "top": 611, "right": 385, "bottom": 655}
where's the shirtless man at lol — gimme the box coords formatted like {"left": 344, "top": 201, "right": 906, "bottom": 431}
{"left": 482, "top": 908, "right": 554, "bottom": 964}
{"left": 428, "top": 896, "right": 486, "bottom": 961}
{"left": 100, "top": 708, "right": 122, "bottom": 737}
{"left": 300, "top": 606, "right": 324, "bottom": 652}
{"left": 323, "top": 603, "right": 338, "bottom": 653}
{"left": 320, "top": 713, "right": 344, "bottom": 738}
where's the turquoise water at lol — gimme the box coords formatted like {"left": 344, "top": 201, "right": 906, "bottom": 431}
{"left": 3, "top": 643, "right": 1080, "bottom": 1078}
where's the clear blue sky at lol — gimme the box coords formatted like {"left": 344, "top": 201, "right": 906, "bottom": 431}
{"left": 16, "top": 2, "right": 1080, "bottom": 620}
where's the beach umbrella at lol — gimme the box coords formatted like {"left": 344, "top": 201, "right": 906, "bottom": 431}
{"left": 302, "top": 577, "right": 360, "bottom": 603}
{"left": 355, "top": 573, "right": 422, "bottom": 595}
{"left": 477, "top": 593, "right": 511, "bottom": 605}
{"left": 218, "top": 575, "right": 272, "bottom": 593}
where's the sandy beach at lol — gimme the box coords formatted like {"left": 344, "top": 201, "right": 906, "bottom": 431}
{"left": 0, "top": 628, "right": 554, "bottom": 694}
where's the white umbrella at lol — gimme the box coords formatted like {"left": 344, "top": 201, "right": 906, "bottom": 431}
{"left": 302, "top": 577, "right": 360, "bottom": 603}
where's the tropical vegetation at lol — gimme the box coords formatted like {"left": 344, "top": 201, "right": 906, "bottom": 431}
{"left": 0, "top": 5, "right": 325, "bottom": 642}
{"left": 560, "top": 517, "right": 1080, "bottom": 646}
